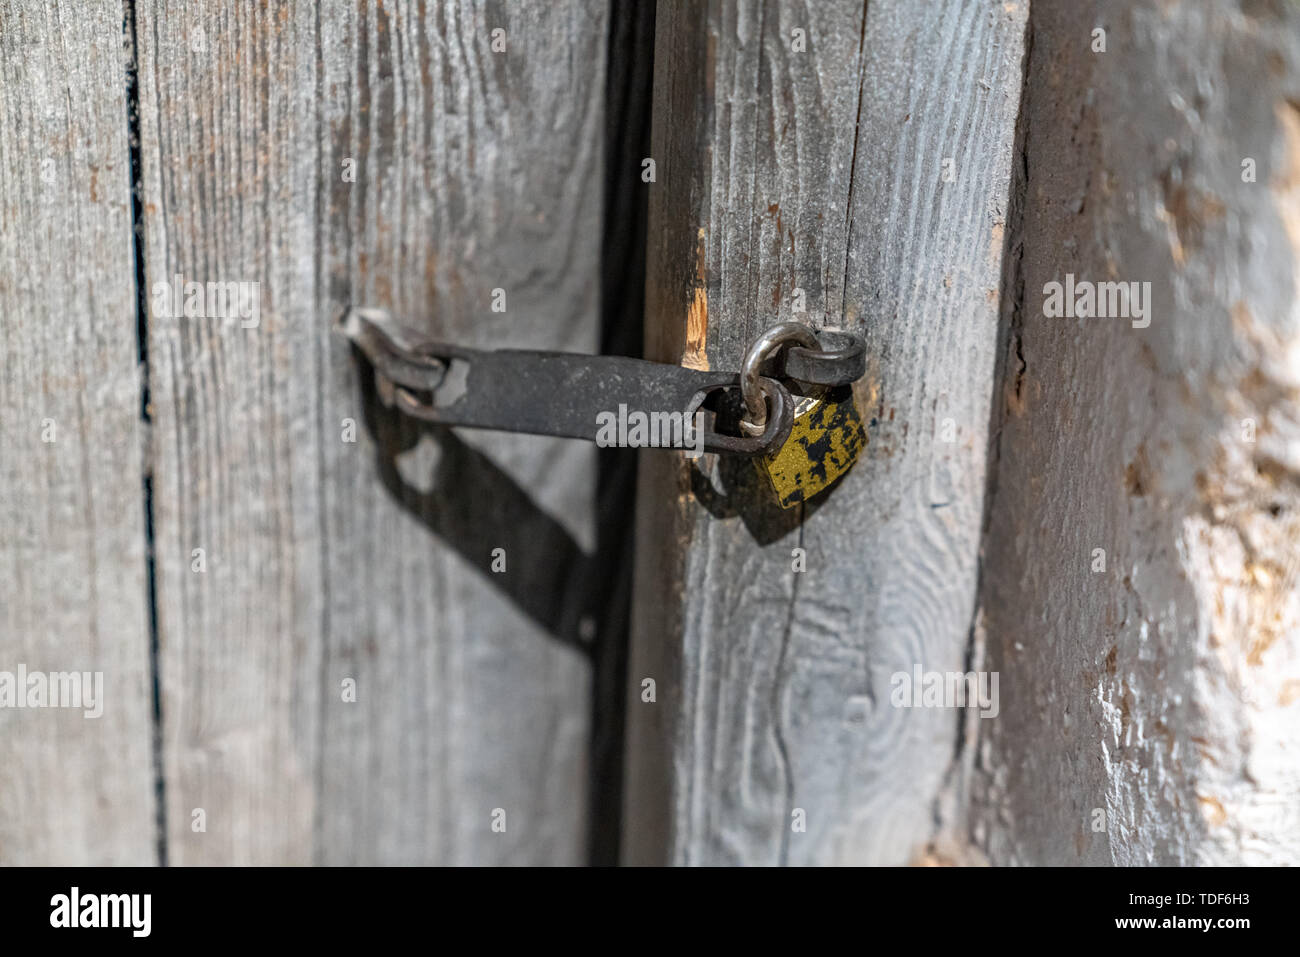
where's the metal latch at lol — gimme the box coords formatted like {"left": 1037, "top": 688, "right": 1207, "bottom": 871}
{"left": 339, "top": 308, "right": 867, "bottom": 504}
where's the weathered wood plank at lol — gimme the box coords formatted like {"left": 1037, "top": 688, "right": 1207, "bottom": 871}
{"left": 0, "top": 0, "right": 156, "bottom": 864}
{"left": 972, "top": 0, "right": 1300, "bottom": 865}
{"left": 625, "top": 0, "right": 1027, "bottom": 864}
{"left": 137, "top": 0, "right": 605, "bottom": 864}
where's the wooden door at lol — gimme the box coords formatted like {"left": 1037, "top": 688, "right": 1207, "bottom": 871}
{"left": 3, "top": 0, "right": 1297, "bottom": 867}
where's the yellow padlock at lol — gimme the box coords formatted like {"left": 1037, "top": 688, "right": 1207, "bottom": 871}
{"left": 758, "top": 387, "right": 865, "bottom": 508}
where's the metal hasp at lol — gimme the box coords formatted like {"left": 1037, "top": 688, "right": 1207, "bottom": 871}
{"left": 339, "top": 307, "right": 866, "bottom": 461}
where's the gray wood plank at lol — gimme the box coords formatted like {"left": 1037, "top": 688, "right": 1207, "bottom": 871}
{"left": 0, "top": 0, "right": 156, "bottom": 865}
{"left": 972, "top": 0, "right": 1300, "bottom": 865}
{"left": 137, "top": 0, "right": 605, "bottom": 865}
{"left": 624, "top": 0, "right": 1027, "bottom": 864}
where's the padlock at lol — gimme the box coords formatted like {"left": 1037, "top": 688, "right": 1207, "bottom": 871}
{"left": 757, "top": 386, "right": 865, "bottom": 508}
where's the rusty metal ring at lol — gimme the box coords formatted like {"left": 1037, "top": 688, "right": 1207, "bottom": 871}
{"left": 739, "top": 322, "right": 821, "bottom": 436}
{"left": 701, "top": 375, "right": 793, "bottom": 456}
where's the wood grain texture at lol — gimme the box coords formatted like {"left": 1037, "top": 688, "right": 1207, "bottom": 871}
{"left": 0, "top": 0, "right": 156, "bottom": 864}
{"left": 625, "top": 0, "right": 1027, "bottom": 865}
{"left": 137, "top": 0, "right": 605, "bottom": 864}
{"left": 972, "top": 0, "right": 1300, "bottom": 865}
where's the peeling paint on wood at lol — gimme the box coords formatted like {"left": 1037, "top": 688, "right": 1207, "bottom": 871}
{"left": 973, "top": 0, "right": 1300, "bottom": 866}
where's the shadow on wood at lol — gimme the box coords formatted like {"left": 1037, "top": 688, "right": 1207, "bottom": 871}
{"left": 688, "top": 457, "right": 814, "bottom": 545}
{"left": 352, "top": 353, "right": 595, "bottom": 657}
